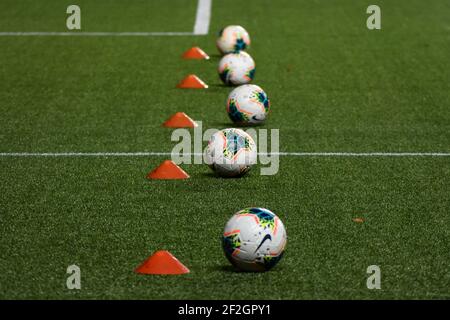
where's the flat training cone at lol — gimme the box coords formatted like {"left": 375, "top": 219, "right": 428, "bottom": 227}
{"left": 147, "top": 160, "right": 190, "bottom": 180}
{"left": 135, "top": 250, "right": 190, "bottom": 275}
{"left": 176, "top": 74, "right": 208, "bottom": 89}
{"left": 163, "top": 112, "right": 198, "bottom": 128}
{"left": 182, "top": 47, "right": 210, "bottom": 60}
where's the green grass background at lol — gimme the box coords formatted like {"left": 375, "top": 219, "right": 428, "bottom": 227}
{"left": 0, "top": 0, "right": 449, "bottom": 299}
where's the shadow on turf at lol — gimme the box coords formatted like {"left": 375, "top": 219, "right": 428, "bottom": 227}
{"left": 211, "top": 265, "right": 237, "bottom": 273}
{"left": 209, "top": 83, "right": 228, "bottom": 87}
{"left": 207, "top": 83, "right": 231, "bottom": 90}
{"left": 208, "top": 53, "right": 222, "bottom": 60}
{"left": 172, "top": 83, "right": 228, "bottom": 93}
{"left": 200, "top": 172, "right": 252, "bottom": 179}
{"left": 210, "top": 265, "right": 286, "bottom": 273}
{"left": 206, "top": 121, "right": 268, "bottom": 128}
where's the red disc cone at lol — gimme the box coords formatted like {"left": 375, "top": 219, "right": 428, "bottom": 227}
{"left": 146, "top": 160, "right": 190, "bottom": 180}
{"left": 176, "top": 74, "right": 208, "bottom": 89}
{"left": 163, "top": 112, "right": 198, "bottom": 128}
{"left": 135, "top": 250, "right": 190, "bottom": 275}
{"left": 182, "top": 47, "right": 210, "bottom": 60}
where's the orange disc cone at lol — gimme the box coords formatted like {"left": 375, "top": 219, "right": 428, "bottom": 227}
{"left": 147, "top": 160, "right": 190, "bottom": 180}
{"left": 135, "top": 250, "right": 190, "bottom": 275}
{"left": 176, "top": 74, "right": 208, "bottom": 89}
{"left": 163, "top": 112, "right": 198, "bottom": 128}
{"left": 182, "top": 47, "right": 210, "bottom": 60}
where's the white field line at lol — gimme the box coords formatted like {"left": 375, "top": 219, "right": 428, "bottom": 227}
{"left": 193, "top": 0, "right": 212, "bottom": 35}
{"left": 0, "top": 0, "right": 212, "bottom": 37}
{"left": 273, "top": 152, "right": 450, "bottom": 157}
{"left": 0, "top": 32, "right": 194, "bottom": 36}
{"left": 0, "top": 152, "right": 449, "bottom": 157}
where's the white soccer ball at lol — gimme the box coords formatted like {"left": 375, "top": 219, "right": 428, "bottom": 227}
{"left": 218, "top": 52, "right": 255, "bottom": 86}
{"left": 222, "top": 208, "right": 287, "bottom": 272}
{"left": 216, "top": 25, "right": 251, "bottom": 54}
{"left": 227, "top": 84, "right": 270, "bottom": 125}
{"left": 205, "top": 128, "right": 257, "bottom": 177}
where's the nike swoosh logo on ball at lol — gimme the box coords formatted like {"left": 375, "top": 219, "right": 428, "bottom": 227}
{"left": 254, "top": 234, "right": 272, "bottom": 253}
{"left": 251, "top": 115, "right": 265, "bottom": 122}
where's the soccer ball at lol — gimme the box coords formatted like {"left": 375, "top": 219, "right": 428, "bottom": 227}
{"left": 222, "top": 208, "right": 287, "bottom": 272}
{"left": 227, "top": 84, "right": 270, "bottom": 125}
{"left": 218, "top": 52, "right": 255, "bottom": 86}
{"left": 205, "top": 128, "right": 257, "bottom": 177}
{"left": 216, "top": 25, "right": 251, "bottom": 54}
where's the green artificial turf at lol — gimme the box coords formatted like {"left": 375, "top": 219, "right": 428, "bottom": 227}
{"left": 0, "top": 0, "right": 449, "bottom": 299}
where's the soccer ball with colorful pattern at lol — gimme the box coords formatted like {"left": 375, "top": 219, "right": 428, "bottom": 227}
{"left": 218, "top": 52, "right": 255, "bottom": 86}
{"left": 227, "top": 84, "right": 270, "bottom": 125}
{"left": 216, "top": 25, "right": 251, "bottom": 54}
{"left": 222, "top": 208, "right": 287, "bottom": 272}
{"left": 205, "top": 128, "right": 257, "bottom": 177}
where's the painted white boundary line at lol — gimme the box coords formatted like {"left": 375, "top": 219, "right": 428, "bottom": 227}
{"left": 0, "top": 0, "right": 212, "bottom": 37}
{"left": 0, "top": 152, "right": 449, "bottom": 157}
{"left": 193, "top": 0, "right": 212, "bottom": 35}
{"left": 0, "top": 32, "right": 194, "bottom": 36}
{"left": 274, "top": 152, "right": 450, "bottom": 157}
